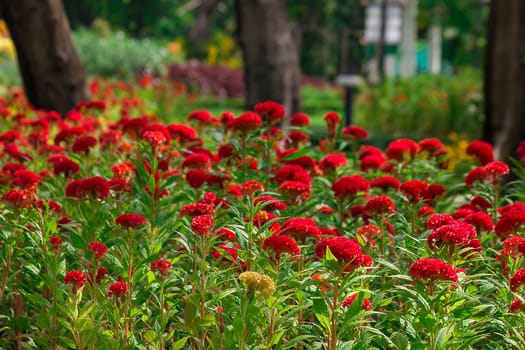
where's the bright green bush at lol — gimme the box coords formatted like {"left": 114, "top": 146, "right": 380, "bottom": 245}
{"left": 72, "top": 29, "right": 172, "bottom": 79}
{"left": 354, "top": 71, "right": 483, "bottom": 142}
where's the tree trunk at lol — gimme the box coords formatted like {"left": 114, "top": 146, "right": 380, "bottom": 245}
{"left": 191, "top": 0, "right": 219, "bottom": 45}
{"left": 236, "top": 0, "right": 301, "bottom": 116}
{"left": 400, "top": 0, "right": 418, "bottom": 78}
{"left": 0, "top": 0, "right": 89, "bottom": 115}
{"left": 484, "top": 1, "right": 525, "bottom": 165}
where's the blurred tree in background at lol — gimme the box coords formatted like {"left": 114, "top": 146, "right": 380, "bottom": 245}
{"left": 0, "top": 0, "right": 89, "bottom": 114}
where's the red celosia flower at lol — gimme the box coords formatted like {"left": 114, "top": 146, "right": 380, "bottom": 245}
{"left": 99, "top": 130, "right": 123, "bottom": 149}
{"left": 332, "top": 175, "right": 370, "bottom": 199}
{"left": 140, "top": 124, "right": 171, "bottom": 142}
{"left": 254, "top": 195, "right": 287, "bottom": 212}
{"left": 180, "top": 203, "right": 216, "bottom": 218}
{"left": 315, "top": 236, "right": 372, "bottom": 271}
{"left": 510, "top": 297, "right": 525, "bottom": 313}
{"left": 418, "top": 206, "right": 436, "bottom": 217}
{"left": 323, "top": 112, "right": 340, "bottom": 138}
{"left": 108, "top": 282, "right": 128, "bottom": 300}
{"left": 49, "top": 236, "right": 63, "bottom": 253}
{"left": 141, "top": 130, "right": 168, "bottom": 147}
{"left": 252, "top": 210, "right": 280, "bottom": 233}
{"left": 182, "top": 153, "right": 211, "bottom": 170}
{"left": 320, "top": 153, "right": 348, "bottom": 172}
{"left": 510, "top": 268, "right": 525, "bottom": 292}
{"left": 0, "top": 130, "right": 22, "bottom": 143}
{"left": 188, "top": 110, "right": 219, "bottom": 126}
{"left": 64, "top": 270, "right": 87, "bottom": 293}
{"left": 187, "top": 169, "right": 212, "bottom": 189}
{"left": 95, "top": 267, "right": 108, "bottom": 284}
{"left": 471, "top": 196, "right": 492, "bottom": 211}
{"left": 370, "top": 175, "right": 400, "bottom": 192}
{"left": 465, "top": 167, "right": 487, "bottom": 188}
{"left": 227, "top": 111, "right": 263, "bottom": 133}
{"left": 1, "top": 189, "right": 36, "bottom": 208}
{"left": 484, "top": 161, "right": 509, "bottom": 176}
{"left": 365, "top": 195, "right": 396, "bottom": 216}
{"left": 287, "top": 131, "right": 309, "bottom": 147}
{"left": 386, "top": 138, "right": 419, "bottom": 161}
{"left": 408, "top": 258, "right": 458, "bottom": 283}
{"left": 263, "top": 234, "right": 300, "bottom": 260}
{"left": 495, "top": 209, "right": 525, "bottom": 238}
{"left": 280, "top": 218, "right": 322, "bottom": 243}
{"left": 214, "top": 227, "right": 236, "bottom": 241}
{"left": 464, "top": 212, "right": 494, "bottom": 233}
{"left": 254, "top": 101, "right": 286, "bottom": 124}
{"left": 341, "top": 294, "right": 373, "bottom": 310}
{"left": 88, "top": 241, "right": 108, "bottom": 259}
{"left": 111, "top": 163, "right": 133, "bottom": 178}
{"left": 11, "top": 169, "right": 41, "bottom": 188}
{"left": 65, "top": 176, "right": 110, "bottom": 200}
{"left": 400, "top": 179, "right": 428, "bottom": 203}
{"left": 274, "top": 164, "right": 311, "bottom": 185}
{"left": 167, "top": 123, "right": 197, "bottom": 144}
{"left": 466, "top": 140, "right": 494, "bottom": 165}
{"left": 318, "top": 205, "right": 335, "bottom": 215}
{"left": 427, "top": 221, "right": 477, "bottom": 249}
{"left": 240, "top": 180, "right": 264, "bottom": 197}
{"left": 358, "top": 145, "right": 384, "bottom": 159}
{"left": 278, "top": 181, "right": 311, "bottom": 202}
{"left": 150, "top": 258, "right": 172, "bottom": 278}
{"left": 192, "top": 215, "right": 214, "bottom": 236}
{"left": 109, "top": 178, "right": 131, "bottom": 192}
{"left": 422, "top": 184, "right": 446, "bottom": 204}
{"left": 51, "top": 156, "right": 80, "bottom": 176}
{"left": 418, "top": 138, "right": 445, "bottom": 157}
{"left": 54, "top": 126, "right": 86, "bottom": 145}
{"left": 72, "top": 135, "right": 97, "bottom": 154}
{"left": 115, "top": 213, "right": 148, "bottom": 229}
{"left": 341, "top": 125, "right": 369, "bottom": 141}
{"left": 220, "top": 111, "right": 235, "bottom": 126}
{"left": 290, "top": 113, "right": 310, "bottom": 127}
{"left": 426, "top": 214, "right": 455, "bottom": 230}
{"left": 283, "top": 154, "right": 317, "bottom": 170}
{"left": 2, "top": 162, "right": 26, "bottom": 174}
{"left": 356, "top": 224, "right": 382, "bottom": 248}
{"left": 212, "top": 243, "right": 244, "bottom": 270}
{"left": 502, "top": 236, "right": 525, "bottom": 257}
{"left": 360, "top": 154, "right": 387, "bottom": 172}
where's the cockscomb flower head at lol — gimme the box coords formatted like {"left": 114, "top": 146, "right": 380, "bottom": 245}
{"left": 239, "top": 271, "right": 275, "bottom": 298}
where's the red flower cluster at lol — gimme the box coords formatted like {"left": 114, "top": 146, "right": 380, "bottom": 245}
{"left": 227, "top": 112, "right": 263, "bottom": 133}
{"left": 399, "top": 179, "right": 428, "bottom": 203}
{"left": 495, "top": 204, "right": 525, "bottom": 238}
{"left": 427, "top": 220, "right": 479, "bottom": 251}
{"left": 254, "top": 195, "right": 287, "bottom": 212}
{"left": 315, "top": 237, "right": 372, "bottom": 271}
{"left": 150, "top": 258, "right": 172, "bottom": 278}
{"left": 466, "top": 140, "right": 494, "bottom": 165}
{"left": 64, "top": 270, "right": 87, "bottom": 293}
{"left": 180, "top": 202, "right": 216, "bottom": 218}
{"left": 332, "top": 175, "right": 369, "bottom": 199}
{"left": 115, "top": 213, "right": 148, "bottom": 229}
{"left": 240, "top": 180, "right": 264, "bottom": 197}
{"left": 72, "top": 135, "right": 97, "bottom": 154}
{"left": 254, "top": 101, "right": 286, "bottom": 124}
{"left": 192, "top": 214, "right": 214, "bottom": 236}
{"left": 280, "top": 218, "right": 322, "bottom": 243}
{"left": 263, "top": 234, "right": 300, "bottom": 260}
{"left": 274, "top": 164, "right": 311, "bottom": 185}
{"left": 510, "top": 268, "right": 525, "bottom": 292}
{"left": 370, "top": 175, "right": 400, "bottom": 192}
{"left": 108, "top": 282, "right": 127, "bottom": 300}
{"left": 365, "top": 195, "right": 396, "bottom": 216}
{"left": 65, "top": 176, "right": 110, "bottom": 200}
{"left": 408, "top": 258, "right": 458, "bottom": 283}
{"left": 342, "top": 125, "right": 368, "bottom": 141}
{"left": 320, "top": 153, "right": 348, "bottom": 173}
{"left": 88, "top": 241, "right": 108, "bottom": 259}
{"left": 385, "top": 138, "right": 419, "bottom": 162}
{"left": 11, "top": 169, "right": 41, "bottom": 189}
{"left": 341, "top": 294, "right": 373, "bottom": 310}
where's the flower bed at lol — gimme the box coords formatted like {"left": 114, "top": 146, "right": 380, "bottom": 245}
{"left": 0, "top": 82, "right": 525, "bottom": 349}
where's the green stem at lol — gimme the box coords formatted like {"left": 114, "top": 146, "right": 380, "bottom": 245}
{"left": 329, "top": 279, "right": 340, "bottom": 350}
{"left": 0, "top": 245, "right": 12, "bottom": 302}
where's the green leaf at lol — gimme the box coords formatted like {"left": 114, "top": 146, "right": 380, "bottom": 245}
{"left": 172, "top": 336, "right": 189, "bottom": 350}
{"left": 391, "top": 331, "right": 410, "bottom": 350}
